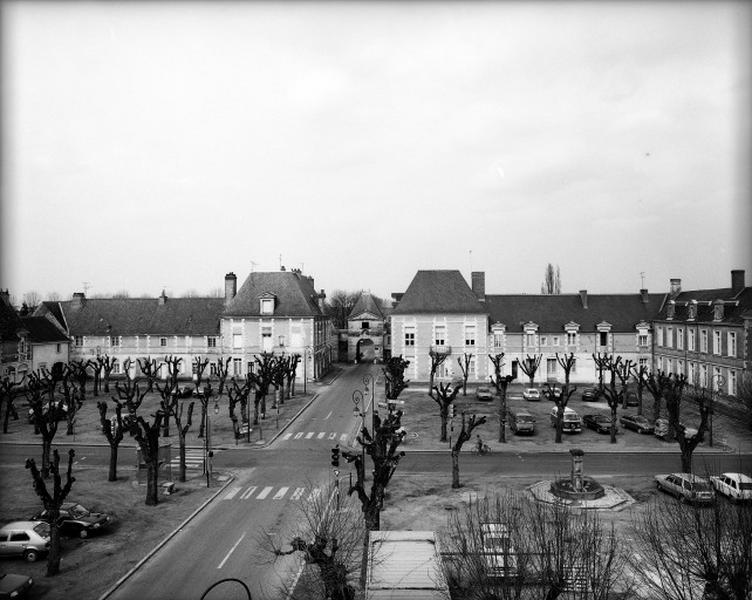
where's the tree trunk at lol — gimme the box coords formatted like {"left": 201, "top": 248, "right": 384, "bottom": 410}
{"left": 440, "top": 414, "right": 448, "bottom": 443}
{"left": 652, "top": 396, "right": 661, "bottom": 423}
{"left": 555, "top": 408, "right": 563, "bottom": 444}
{"left": 42, "top": 439, "right": 52, "bottom": 478}
{"left": 680, "top": 448, "right": 693, "bottom": 473}
{"left": 198, "top": 402, "right": 207, "bottom": 438}
{"left": 46, "top": 521, "right": 62, "bottom": 576}
{"left": 610, "top": 407, "right": 617, "bottom": 444}
{"left": 365, "top": 505, "right": 380, "bottom": 531}
{"left": 498, "top": 388, "right": 507, "bottom": 443}
{"left": 145, "top": 461, "right": 159, "bottom": 506}
{"left": 179, "top": 437, "right": 187, "bottom": 482}
{"left": 451, "top": 449, "right": 461, "bottom": 489}
{"left": 108, "top": 445, "right": 118, "bottom": 482}
{"left": 637, "top": 387, "right": 644, "bottom": 416}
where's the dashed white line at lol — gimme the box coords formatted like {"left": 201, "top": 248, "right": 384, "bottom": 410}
{"left": 217, "top": 532, "right": 246, "bottom": 569}
{"left": 317, "top": 432, "right": 325, "bottom": 439}
{"left": 282, "top": 433, "right": 292, "bottom": 440}
{"left": 328, "top": 432, "right": 337, "bottom": 439}
{"left": 325, "top": 410, "right": 332, "bottom": 420}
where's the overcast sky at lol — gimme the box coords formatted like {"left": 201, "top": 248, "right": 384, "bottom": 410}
{"left": 1, "top": 1, "right": 750, "bottom": 303}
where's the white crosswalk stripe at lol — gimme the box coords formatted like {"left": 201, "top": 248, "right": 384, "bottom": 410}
{"left": 222, "top": 485, "right": 322, "bottom": 502}
{"left": 168, "top": 449, "right": 213, "bottom": 471}
{"left": 282, "top": 431, "right": 348, "bottom": 442}
{"left": 273, "top": 487, "right": 289, "bottom": 500}
{"left": 317, "top": 432, "right": 325, "bottom": 439}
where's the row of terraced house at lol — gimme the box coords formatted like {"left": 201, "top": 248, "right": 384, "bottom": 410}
{"left": 1, "top": 268, "right": 750, "bottom": 400}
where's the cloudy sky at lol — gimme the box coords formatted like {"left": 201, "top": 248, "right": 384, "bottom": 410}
{"left": 1, "top": 1, "right": 750, "bottom": 303}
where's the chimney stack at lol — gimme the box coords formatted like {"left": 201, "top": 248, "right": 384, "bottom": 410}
{"left": 318, "top": 289, "right": 326, "bottom": 312}
{"left": 471, "top": 271, "right": 485, "bottom": 302}
{"left": 225, "top": 272, "right": 237, "bottom": 305}
{"left": 71, "top": 292, "right": 86, "bottom": 310}
{"left": 579, "top": 289, "right": 588, "bottom": 309}
{"left": 640, "top": 288, "right": 649, "bottom": 304}
{"left": 158, "top": 290, "right": 167, "bottom": 305}
{"left": 669, "top": 278, "right": 682, "bottom": 297}
{"left": 731, "top": 269, "right": 745, "bottom": 295}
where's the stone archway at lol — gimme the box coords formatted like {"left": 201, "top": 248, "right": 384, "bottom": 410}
{"left": 356, "top": 338, "right": 376, "bottom": 363}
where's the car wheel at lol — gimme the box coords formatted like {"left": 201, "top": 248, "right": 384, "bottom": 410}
{"left": 79, "top": 528, "right": 88, "bottom": 539}
{"left": 637, "top": 428, "right": 643, "bottom": 434}
{"left": 24, "top": 549, "right": 39, "bottom": 562}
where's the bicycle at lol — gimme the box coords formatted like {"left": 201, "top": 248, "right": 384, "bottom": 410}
{"left": 471, "top": 441, "right": 491, "bottom": 455}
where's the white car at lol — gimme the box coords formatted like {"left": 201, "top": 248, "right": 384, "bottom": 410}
{"left": 709, "top": 472, "right": 752, "bottom": 502}
{"left": 522, "top": 388, "right": 541, "bottom": 401}
{"left": 654, "top": 473, "right": 715, "bottom": 504}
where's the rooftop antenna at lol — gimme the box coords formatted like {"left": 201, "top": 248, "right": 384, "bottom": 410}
{"left": 640, "top": 272, "right": 646, "bottom": 288}
{"left": 250, "top": 261, "right": 258, "bottom": 273}
{"left": 279, "top": 254, "right": 283, "bottom": 270}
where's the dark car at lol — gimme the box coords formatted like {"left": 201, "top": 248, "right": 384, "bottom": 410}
{"left": 32, "top": 502, "right": 114, "bottom": 539}
{"left": 581, "top": 388, "right": 599, "bottom": 402}
{"left": 583, "top": 413, "right": 615, "bottom": 434}
{"left": 625, "top": 392, "right": 639, "bottom": 407}
{"left": 619, "top": 414, "right": 654, "bottom": 434}
{"left": 0, "top": 573, "right": 33, "bottom": 599}
{"left": 508, "top": 409, "right": 536, "bottom": 435}
{"left": 27, "top": 404, "right": 68, "bottom": 425}
{"left": 544, "top": 387, "right": 562, "bottom": 401}
{"left": 475, "top": 386, "right": 495, "bottom": 401}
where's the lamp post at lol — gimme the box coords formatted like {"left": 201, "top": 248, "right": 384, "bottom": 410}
{"left": 200, "top": 384, "right": 217, "bottom": 488}
{"left": 303, "top": 346, "right": 311, "bottom": 395}
{"left": 352, "top": 390, "right": 366, "bottom": 466}
{"left": 363, "top": 373, "right": 375, "bottom": 430}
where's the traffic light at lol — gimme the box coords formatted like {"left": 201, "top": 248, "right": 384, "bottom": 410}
{"left": 331, "top": 445, "right": 340, "bottom": 468}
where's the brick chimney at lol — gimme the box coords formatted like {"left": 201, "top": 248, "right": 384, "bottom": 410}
{"left": 318, "top": 289, "right": 326, "bottom": 312}
{"left": 224, "top": 272, "right": 237, "bottom": 305}
{"left": 471, "top": 271, "right": 485, "bottom": 302}
{"left": 669, "top": 278, "right": 682, "bottom": 297}
{"left": 579, "top": 289, "right": 588, "bottom": 309}
{"left": 158, "top": 290, "right": 167, "bottom": 305}
{"left": 731, "top": 269, "right": 745, "bottom": 295}
{"left": 71, "top": 292, "right": 86, "bottom": 310}
{"left": 640, "top": 288, "right": 649, "bottom": 304}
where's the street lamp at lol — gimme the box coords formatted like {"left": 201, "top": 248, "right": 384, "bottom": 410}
{"left": 303, "top": 346, "right": 311, "bottom": 395}
{"left": 363, "top": 373, "right": 376, "bottom": 430}
{"left": 352, "top": 390, "right": 366, "bottom": 466}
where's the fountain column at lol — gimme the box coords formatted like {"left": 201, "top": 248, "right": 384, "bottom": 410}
{"left": 570, "top": 448, "right": 584, "bottom": 492}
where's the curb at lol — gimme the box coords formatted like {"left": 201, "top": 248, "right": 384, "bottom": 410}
{"left": 97, "top": 474, "right": 236, "bottom": 600}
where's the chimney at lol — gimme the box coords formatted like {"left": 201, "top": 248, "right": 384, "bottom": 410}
{"left": 224, "top": 272, "right": 237, "bottom": 305}
{"left": 579, "top": 289, "right": 588, "bottom": 309}
{"left": 71, "top": 292, "right": 86, "bottom": 310}
{"left": 158, "top": 290, "right": 167, "bottom": 305}
{"left": 640, "top": 288, "right": 649, "bottom": 304}
{"left": 669, "top": 278, "right": 681, "bottom": 297}
{"left": 471, "top": 272, "right": 485, "bottom": 302}
{"left": 731, "top": 269, "right": 745, "bottom": 295}
{"left": 318, "top": 289, "right": 326, "bottom": 312}
{"left": 0, "top": 289, "right": 9, "bottom": 307}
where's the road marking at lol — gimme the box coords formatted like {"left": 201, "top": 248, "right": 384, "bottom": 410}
{"left": 282, "top": 433, "right": 292, "bottom": 440}
{"left": 340, "top": 433, "right": 348, "bottom": 441}
{"left": 324, "top": 410, "right": 332, "bottom": 420}
{"left": 240, "top": 486, "right": 258, "bottom": 500}
{"left": 328, "top": 432, "right": 337, "bottom": 439}
{"left": 291, "top": 487, "right": 305, "bottom": 500}
{"left": 217, "top": 532, "right": 246, "bottom": 569}
{"left": 273, "top": 487, "right": 289, "bottom": 500}
{"left": 317, "top": 432, "right": 325, "bottom": 439}
{"left": 307, "top": 487, "right": 321, "bottom": 502}
{"left": 256, "top": 486, "right": 274, "bottom": 500}
{"left": 294, "top": 432, "right": 303, "bottom": 439}
{"left": 305, "top": 432, "right": 314, "bottom": 439}
{"left": 222, "top": 486, "right": 242, "bottom": 500}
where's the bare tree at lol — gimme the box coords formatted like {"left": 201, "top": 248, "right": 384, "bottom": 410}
{"left": 1, "top": 375, "right": 23, "bottom": 434}
{"left": 457, "top": 353, "right": 473, "bottom": 396}
{"left": 600, "top": 355, "right": 623, "bottom": 444}
{"left": 214, "top": 356, "right": 232, "bottom": 398}
{"left": 325, "top": 289, "right": 363, "bottom": 329}
{"left": 432, "top": 381, "right": 463, "bottom": 443}
{"left": 489, "top": 353, "right": 515, "bottom": 443}
{"left": 26, "top": 449, "right": 75, "bottom": 576}
{"left": 631, "top": 362, "right": 650, "bottom": 417}
{"left": 136, "top": 356, "right": 162, "bottom": 393}
{"left": 97, "top": 354, "right": 117, "bottom": 393}
{"left": 22, "top": 290, "right": 42, "bottom": 309}
{"left": 592, "top": 352, "right": 610, "bottom": 400}
{"left": 540, "top": 263, "right": 562, "bottom": 295}
{"left": 545, "top": 354, "right": 578, "bottom": 444}
{"left": 632, "top": 497, "right": 752, "bottom": 600}
{"left": 253, "top": 352, "right": 277, "bottom": 420}
{"left": 286, "top": 353, "right": 301, "bottom": 398}
{"left": 615, "top": 358, "right": 634, "bottom": 409}
{"left": 451, "top": 412, "right": 487, "bottom": 489}
{"left": 159, "top": 382, "right": 194, "bottom": 482}
{"left": 382, "top": 355, "right": 410, "bottom": 401}
{"left": 124, "top": 409, "right": 165, "bottom": 506}
{"left": 428, "top": 349, "right": 449, "bottom": 398}
{"left": 519, "top": 354, "right": 542, "bottom": 387}
{"left": 27, "top": 369, "right": 67, "bottom": 478}
{"left": 97, "top": 400, "right": 125, "bottom": 481}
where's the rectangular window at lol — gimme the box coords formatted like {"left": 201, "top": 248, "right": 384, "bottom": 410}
{"left": 434, "top": 325, "right": 446, "bottom": 346}
{"left": 56, "top": 343, "right": 61, "bottom": 353}
{"left": 547, "top": 358, "right": 557, "bottom": 378}
{"left": 207, "top": 336, "right": 217, "bottom": 348}
{"left": 464, "top": 325, "right": 476, "bottom": 346}
{"left": 160, "top": 337, "right": 168, "bottom": 348}
{"left": 657, "top": 327, "right": 664, "bottom": 347}
{"left": 552, "top": 336, "right": 560, "bottom": 346}
{"left": 232, "top": 333, "right": 243, "bottom": 349}
{"left": 639, "top": 357, "right": 648, "bottom": 369}
{"left": 493, "top": 332, "right": 504, "bottom": 348}
{"left": 700, "top": 330, "right": 708, "bottom": 353}
{"left": 566, "top": 332, "right": 576, "bottom": 346}
{"left": 232, "top": 358, "right": 243, "bottom": 376}
{"left": 469, "top": 356, "right": 476, "bottom": 376}
{"left": 262, "top": 327, "right": 273, "bottom": 352}
{"left": 729, "top": 370, "right": 737, "bottom": 396}
{"left": 209, "top": 362, "right": 217, "bottom": 376}
{"left": 713, "top": 367, "right": 722, "bottom": 391}
{"left": 437, "top": 361, "right": 449, "bottom": 379}
{"left": 727, "top": 332, "right": 737, "bottom": 357}
{"left": 689, "top": 362, "right": 697, "bottom": 385}
{"left": 74, "top": 336, "right": 84, "bottom": 347}
{"left": 599, "top": 332, "right": 608, "bottom": 346}
{"left": 667, "top": 327, "right": 674, "bottom": 348}
{"left": 677, "top": 360, "right": 684, "bottom": 376}
{"left": 689, "top": 329, "right": 696, "bottom": 351}
{"left": 113, "top": 361, "right": 120, "bottom": 375}
{"left": 260, "top": 298, "right": 274, "bottom": 315}
{"left": 676, "top": 328, "right": 683, "bottom": 350}
{"left": 526, "top": 333, "right": 535, "bottom": 346}
{"left": 404, "top": 327, "right": 415, "bottom": 347}
{"left": 278, "top": 335, "right": 286, "bottom": 347}
{"left": 638, "top": 333, "right": 648, "bottom": 347}
{"left": 361, "top": 321, "right": 369, "bottom": 330}
{"left": 540, "top": 336, "right": 547, "bottom": 346}
{"left": 713, "top": 331, "right": 722, "bottom": 355}
{"left": 111, "top": 336, "right": 120, "bottom": 347}
{"left": 700, "top": 364, "right": 708, "bottom": 388}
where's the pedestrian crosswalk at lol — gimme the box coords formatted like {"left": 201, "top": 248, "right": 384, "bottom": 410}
{"left": 281, "top": 431, "right": 350, "bottom": 442}
{"left": 221, "top": 484, "right": 323, "bottom": 503}
{"left": 167, "top": 449, "right": 219, "bottom": 471}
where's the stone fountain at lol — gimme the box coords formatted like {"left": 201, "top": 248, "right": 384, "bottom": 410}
{"left": 549, "top": 449, "right": 605, "bottom": 501}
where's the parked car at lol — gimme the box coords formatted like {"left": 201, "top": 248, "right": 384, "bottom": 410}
{"left": 27, "top": 403, "right": 68, "bottom": 424}
{"left": 654, "top": 473, "right": 715, "bottom": 504}
{"left": 549, "top": 406, "right": 582, "bottom": 433}
{"left": 654, "top": 418, "right": 699, "bottom": 441}
{"left": 522, "top": 388, "right": 541, "bottom": 401}
{"left": 581, "top": 388, "right": 599, "bottom": 402}
{"left": 480, "top": 523, "right": 517, "bottom": 578}
{"left": 0, "top": 573, "right": 33, "bottom": 599}
{"left": 475, "top": 386, "right": 495, "bottom": 402}
{"left": 31, "top": 502, "right": 115, "bottom": 539}
{"left": 583, "top": 413, "right": 615, "bottom": 434}
{"left": 709, "top": 472, "right": 752, "bottom": 502}
{"left": 545, "top": 387, "right": 563, "bottom": 401}
{"left": 508, "top": 409, "right": 536, "bottom": 435}
{"left": 625, "top": 392, "right": 639, "bottom": 407}
{"left": 0, "top": 522, "right": 50, "bottom": 562}
{"left": 619, "top": 414, "right": 654, "bottom": 434}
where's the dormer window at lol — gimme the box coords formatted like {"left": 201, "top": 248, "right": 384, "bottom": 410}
{"left": 713, "top": 301, "right": 724, "bottom": 321}
{"left": 687, "top": 302, "right": 697, "bottom": 321}
{"left": 666, "top": 301, "right": 675, "bottom": 320}
{"left": 260, "top": 298, "right": 274, "bottom": 315}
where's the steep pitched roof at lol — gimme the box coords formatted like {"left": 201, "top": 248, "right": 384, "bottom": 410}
{"left": 223, "top": 271, "right": 323, "bottom": 318}
{"left": 1, "top": 296, "right": 26, "bottom": 339}
{"left": 659, "top": 286, "right": 752, "bottom": 324}
{"left": 485, "top": 292, "right": 665, "bottom": 332}
{"left": 21, "top": 316, "right": 70, "bottom": 343}
{"left": 391, "top": 270, "right": 486, "bottom": 315}
{"left": 348, "top": 293, "right": 385, "bottom": 320}
{"left": 56, "top": 297, "right": 225, "bottom": 336}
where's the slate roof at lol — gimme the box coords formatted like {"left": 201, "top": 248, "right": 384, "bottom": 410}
{"left": 485, "top": 292, "right": 665, "bottom": 332}
{"left": 51, "top": 297, "right": 225, "bottom": 336}
{"left": 1, "top": 296, "right": 26, "bottom": 339}
{"left": 21, "top": 316, "right": 70, "bottom": 343}
{"left": 391, "top": 271, "right": 486, "bottom": 315}
{"left": 348, "top": 293, "right": 385, "bottom": 321}
{"left": 223, "top": 271, "right": 324, "bottom": 318}
{"left": 657, "top": 286, "right": 752, "bottom": 324}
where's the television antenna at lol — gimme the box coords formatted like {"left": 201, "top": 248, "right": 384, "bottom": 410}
{"left": 640, "top": 272, "right": 646, "bottom": 288}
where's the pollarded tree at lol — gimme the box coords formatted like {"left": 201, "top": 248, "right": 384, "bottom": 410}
{"left": 26, "top": 449, "right": 75, "bottom": 576}
{"left": 457, "top": 353, "right": 473, "bottom": 396}
{"left": 27, "top": 369, "right": 67, "bottom": 478}
{"left": 1, "top": 375, "right": 23, "bottom": 434}
{"left": 98, "top": 354, "right": 117, "bottom": 393}
{"left": 136, "top": 356, "right": 162, "bottom": 393}
{"left": 215, "top": 356, "right": 231, "bottom": 399}
{"left": 382, "top": 355, "right": 410, "bottom": 400}
{"left": 592, "top": 352, "right": 610, "bottom": 400}
{"left": 615, "top": 358, "right": 633, "bottom": 410}
{"left": 163, "top": 386, "right": 194, "bottom": 482}
{"left": 432, "top": 381, "right": 463, "bottom": 443}
{"left": 286, "top": 353, "right": 301, "bottom": 398}
{"left": 59, "top": 365, "right": 82, "bottom": 436}
{"left": 545, "top": 354, "right": 578, "bottom": 444}
{"left": 97, "top": 400, "right": 125, "bottom": 481}
{"left": 228, "top": 376, "right": 253, "bottom": 443}
{"left": 599, "top": 356, "right": 623, "bottom": 444}
{"left": 68, "top": 360, "right": 91, "bottom": 403}
{"left": 253, "top": 352, "right": 277, "bottom": 419}
{"left": 451, "top": 411, "right": 487, "bottom": 489}
{"left": 519, "top": 354, "right": 542, "bottom": 387}
{"left": 428, "top": 349, "right": 449, "bottom": 399}
{"left": 489, "top": 353, "right": 515, "bottom": 443}
{"left": 124, "top": 409, "right": 165, "bottom": 506}
{"left": 271, "top": 355, "right": 287, "bottom": 407}
{"left": 630, "top": 362, "right": 649, "bottom": 417}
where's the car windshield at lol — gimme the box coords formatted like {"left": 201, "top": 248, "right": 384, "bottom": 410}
{"left": 692, "top": 481, "right": 712, "bottom": 492}
{"left": 33, "top": 522, "right": 50, "bottom": 536}
{"left": 739, "top": 483, "right": 752, "bottom": 490}
{"left": 518, "top": 415, "right": 535, "bottom": 422}
{"left": 69, "top": 504, "right": 89, "bottom": 517}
